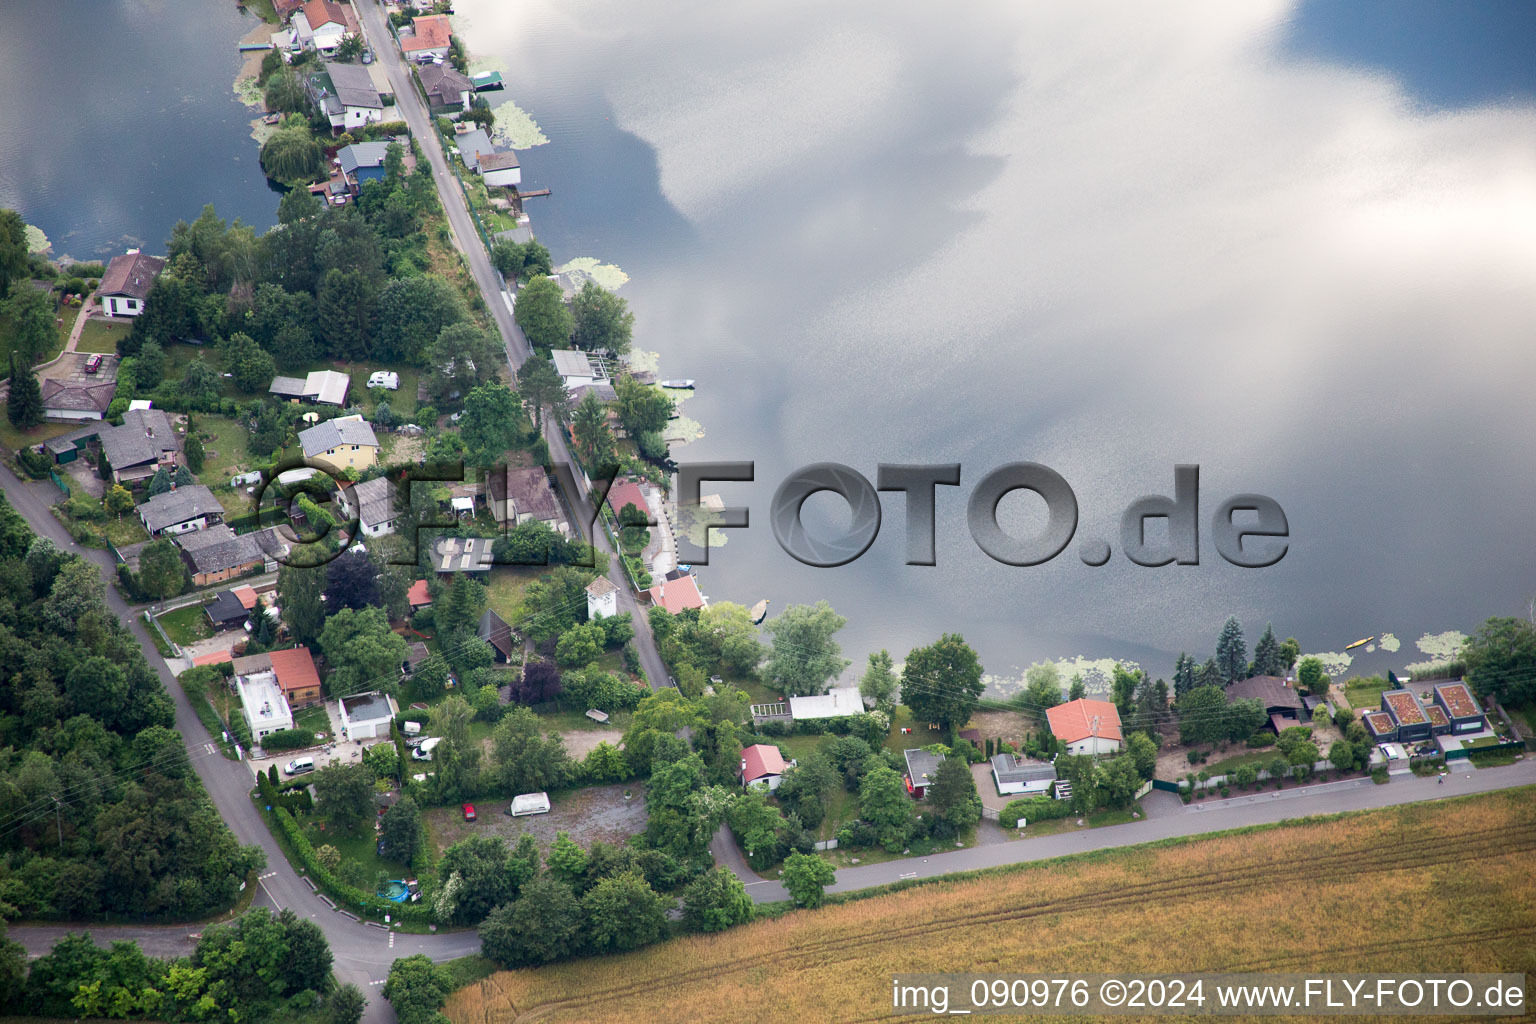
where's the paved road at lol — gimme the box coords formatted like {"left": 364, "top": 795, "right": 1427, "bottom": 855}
{"left": 354, "top": 0, "right": 673, "bottom": 693}
{"left": 717, "top": 757, "right": 1536, "bottom": 902}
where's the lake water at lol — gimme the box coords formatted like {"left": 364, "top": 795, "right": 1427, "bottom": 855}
{"left": 5, "top": 0, "right": 1535, "bottom": 691}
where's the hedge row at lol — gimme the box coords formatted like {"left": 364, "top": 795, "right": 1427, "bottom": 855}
{"left": 999, "top": 795, "right": 1075, "bottom": 829}
{"left": 260, "top": 728, "right": 314, "bottom": 751}
{"left": 272, "top": 807, "right": 433, "bottom": 923}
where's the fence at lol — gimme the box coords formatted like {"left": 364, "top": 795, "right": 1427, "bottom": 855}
{"left": 1445, "top": 740, "right": 1525, "bottom": 761}
{"left": 812, "top": 838, "right": 839, "bottom": 851}
{"left": 1164, "top": 759, "right": 1333, "bottom": 792}
{"left": 1151, "top": 779, "right": 1181, "bottom": 793}
{"left": 980, "top": 807, "right": 1000, "bottom": 822}
{"left": 49, "top": 469, "right": 69, "bottom": 497}
{"left": 143, "top": 609, "right": 180, "bottom": 659}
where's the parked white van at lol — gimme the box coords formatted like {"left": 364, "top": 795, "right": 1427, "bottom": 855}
{"left": 411, "top": 737, "right": 442, "bottom": 761}
{"left": 284, "top": 756, "right": 316, "bottom": 776}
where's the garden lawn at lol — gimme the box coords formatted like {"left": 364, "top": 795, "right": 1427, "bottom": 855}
{"left": 76, "top": 318, "right": 130, "bottom": 354}
{"left": 95, "top": 513, "right": 151, "bottom": 548}
{"left": 1202, "top": 748, "right": 1281, "bottom": 777}
{"left": 1344, "top": 676, "right": 1392, "bottom": 710}
{"left": 484, "top": 566, "right": 540, "bottom": 625}
{"left": 195, "top": 415, "right": 252, "bottom": 485}
{"left": 303, "top": 818, "right": 412, "bottom": 883}
{"left": 0, "top": 418, "right": 74, "bottom": 453}
{"left": 159, "top": 603, "right": 215, "bottom": 646}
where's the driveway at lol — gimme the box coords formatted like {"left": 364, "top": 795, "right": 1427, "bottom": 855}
{"left": 969, "top": 761, "right": 1014, "bottom": 813}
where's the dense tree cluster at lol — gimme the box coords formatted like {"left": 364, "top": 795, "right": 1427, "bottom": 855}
{"left": 0, "top": 494, "right": 263, "bottom": 919}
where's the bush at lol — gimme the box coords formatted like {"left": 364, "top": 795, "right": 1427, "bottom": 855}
{"left": 999, "top": 796, "right": 1072, "bottom": 829}
{"left": 261, "top": 728, "right": 314, "bottom": 751}
{"left": 1219, "top": 786, "right": 1230, "bottom": 798}
{"left": 1371, "top": 766, "right": 1389, "bottom": 784}
{"left": 759, "top": 719, "right": 790, "bottom": 737}
{"left": 1245, "top": 732, "right": 1275, "bottom": 748}
{"left": 1180, "top": 792, "right": 1192, "bottom": 804}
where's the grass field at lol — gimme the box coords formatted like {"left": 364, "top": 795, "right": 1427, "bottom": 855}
{"left": 443, "top": 788, "right": 1536, "bottom": 1024}
{"left": 76, "top": 317, "right": 129, "bottom": 353}
{"left": 159, "top": 603, "right": 215, "bottom": 646}
{"left": 1343, "top": 675, "right": 1392, "bottom": 709}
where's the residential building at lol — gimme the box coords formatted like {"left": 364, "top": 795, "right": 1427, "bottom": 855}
{"left": 403, "top": 641, "right": 431, "bottom": 675}
{"left": 98, "top": 251, "right": 166, "bottom": 317}
{"left": 739, "top": 743, "right": 789, "bottom": 791}
{"left": 237, "top": 669, "right": 294, "bottom": 744}
{"left": 585, "top": 576, "right": 619, "bottom": 620}
{"left": 307, "top": 62, "right": 383, "bottom": 131}
{"left": 551, "top": 349, "right": 602, "bottom": 389}
{"left": 205, "top": 589, "right": 252, "bottom": 631}
{"left": 407, "top": 578, "right": 432, "bottom": 610}
{"left": 233, "top": 647, "right": 324, "bottom": 707}
{"left": 268, "top": 369, "right": 351, "bottom": 406}
{"left": 990, "top": 754, "right": 1056, "bottom": 796}
{"left": 177, "top": 525, "right": 270, "bottom": 587}
{"left": 476, "top": 150, "right": 521, "bottom": 188}
{"left": 399, "top": 14, "right": 452, "bottom": 60}
{"left": 477, "top": 608, "right": 515, "bottom": 662}
{"left": 1381, "top": 689, "right": 1432, "bottom": 743}
{"left": 1044, "top": 698, "right": 1123, "bottom": 756}
{"left": 420, "top": 62, "right": 473, "bottom": 114}
{"left": 1363, "top": 683, "right": 1483, "bottom": 743}
{"left": 647, "top": 573, "right": 704, "bottom": 614}
{"left": 298, "top": 415, "right": 379, "bottom": 473}
{"left": 431, "top": 535, "right": 495, "bottom": 573}
{"left": 1224, "top": 674, "right": 1306, "bottom": 733}
{"left": 339, "top": 691, "right": 396, "bottom": 740}
{"left": 787, "top": 686, "right": 864, "bottom": 722}
{"left": 1432, "top": 681, "right": 1485, "bottom": 733}
{"left": 294, "top": 0, "right": 350, "bottom": 53}
{"left": 45, "top": 408, "right": 179, "bottom": 477}
{"left": 487, "top": 465, "right": 569, "bottom": 536}
{"left": 337, "top": 141, "right": 393, "bottom": 191}
{"left": 903, "top": 748, "right": 945, "bottom": 799}
{"left": 139, "top": 484, "right": 223, "bottom": 536}
{"left": 339, "top": 475, "right": 396, "bottom": 537}
{"left": 40, "top": 379, "right": 116, "bottom": 422}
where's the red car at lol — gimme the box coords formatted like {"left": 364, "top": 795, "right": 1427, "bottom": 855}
{"left": 84, "top": 353, "right": 102, "bottom": 374}
{"left": 462, "top": 803, "right": 477, "bottom": 822}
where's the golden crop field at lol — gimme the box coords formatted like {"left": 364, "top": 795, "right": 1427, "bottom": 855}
{"left": 445, "top": 788, "right": 1536, "bottom": 1024}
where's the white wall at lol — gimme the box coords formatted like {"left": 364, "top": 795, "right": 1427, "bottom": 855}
{"left": 482, "top": 166, "right": 522, "bottom": 188}
{"left": 105, "top": 296, "right": 144, "bottom": 316}
{"left": 588, "top": 590, "right": 618, "bottom": 620}
{"left": 1066, "top": 736, "right": 1122, "bottom": 757}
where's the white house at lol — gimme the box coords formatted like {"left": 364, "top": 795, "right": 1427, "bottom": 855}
{"left": 295, "top": 0, "right": 350, "bottom": 54}
{"left": 310, "top": 61, "right": 382, "bottom": 131}
{"left": 740, "top": 744, "right": 789, "bottom": 791}
{"left": 476, "top": 150, "right": 521, "bottom": 188}
{"left": 787, "top": 686, "right": 865, "bottom": 722}
{"left": 98, "top": 251, "right": 165, "bottom": 317}
{"left": 339, "top": 475, "right": 396, "bottom": 537}
{"left": 139, "top": 484, "right": 224, "bottom": 537}
{"left": 237, "top": 669, "right": 294, "bottom": 743}
{"left": 339, "top": 691, "right": 396, "bottom": 740}
{"left": 585, "top": 576, "right": 619, "bottom": 620}
{"left": 551, "top": 349, "right": 600, "bottom": 389}
{"left": 990, "top": 754, "right": 1056, "bottom": 796}
{"left": 1045, "top": 698, "right": 1123, "bottom": 756}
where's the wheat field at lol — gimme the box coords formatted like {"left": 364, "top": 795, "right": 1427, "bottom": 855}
{"left": 444, "top": 788, "right": 1536, "bottom": 1024}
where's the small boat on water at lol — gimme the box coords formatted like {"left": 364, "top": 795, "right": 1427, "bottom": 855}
{"left": 749, "top": 599, "right": 770, "bottom": 625}
{"left": 1344, "top": 635, "right": 1376, "bottom": 651}
{"left": 660, "top": 379, "right": 695, "bottom": 389}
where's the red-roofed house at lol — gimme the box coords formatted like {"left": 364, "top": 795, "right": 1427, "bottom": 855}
{"left": 297, "top": 0, "right": 350, "bottom": 52}
{"left": 606, "top": 479, "right": 649, "bottom": 521}
{"left": 231, "top": 585, "right": 259, "bottom": 611}
{"left": 1045, "top": 698, "right": 1123, "bottom": 756}
{"left": 268, "top": 647, "right": 323, "bottom": 706}
{"left": 400, "top": 14, "right": 452, "bottom": 60}
{"left": 648, "top": 573, "right": 704, "bottom": 615}
{"left": 407, "top": 579, "right": 432, "bottom": 610}
{"left": 739, "top": 744, "right": 789, "bottom": 791}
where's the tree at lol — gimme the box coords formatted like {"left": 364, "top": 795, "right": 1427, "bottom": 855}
{"left": 184, "top": 431, "right": 205, "bottom": 472}
{"left": 1068, "top": 674, "right": 1087, "bottom": 701}
{"left": 0, "top": 921, "right": 25, "bottom": 1017}
{"left": 1328, "top": 739, "right": 1356, "bottom": 773}
{"left": 329, "top": 983, "right": 366, "bottom": 1024}
{"left": 927, "top": 756, "right": 982, "bottom": 832}
{"left": 318, "top": 607, "right": 408, "bottom": 698}
{"left": 1110, "top": 664, "right": 1140, "bottom": 716}
{"left": 1171, "top": 653, "right": 1197, "bottom": 698}
{"left": 4, "top": 281, "right": 57, "bottom": 362}
{"left": 1464, "top": 616, "right": 1536, "bottom": 706}
{"left": 1251, "top": 623, "right": 1283, "bottom": 677}
{"left": 1176, "top": 685, "right": 1232, "bottom": 747}
{"left": 571, "top": 280, "right": 634, "bottom": 354}
{"left": 858, "top": 649, "right": 898, "bottom": 711}
{"left": 263, "top": 66, "right": 308, "bottom": 113}
{"left": 136, "top": 539, "right": 187, "bottom": 600}
{"left": 316, "top": 268, "right": 376, "bottom": 361}
{"left": 380, "top": 795, "right": 422, "bottom": 863}
{"left": 311, "top": 762, "right": 376, "bottom": 834}
{"left": 1126, "top": 731, "right": 1159, "bottom": 780}
{"left": 858, "top": 761, "right": 912, "bottom": 851}
{"left": 1296, "top": 656, "right": 1327, "bottom": 696}
{"left": 279, "top": 563, "right": 326, "bottom": 646}
{"left": 103, "top": 483, "right": 135, "bottom": 517}
{"left": 489, "top": 707, "right": 572, "bottom": 794}
{"left": 1216, "top": 616, "right": 1246, "bottom": 684}
{"left": 780, "top": 852, "right": 836, "bottom": 908}
{"left": 375, "top": 274, "right": 466, "bottom": 363}
{"left": 382, "top": 955, "right": 450, "bottom": 1024}
{"left": 570, "top": 389, "right": 615, "bottom": 467}
{"left": 609, "top": 375, "right": 672, "bottom": 441}
{"left": 180, "top": 356, "right": 223, "bottom": 407}
{"left": 681, "top": 866, "right": 754, "bottom": 932}
{"left": 901, "top": 633, "right": 984, "bottom": 732}
{"left": 762, "top": 601, "right": 849, "bottom": 697}
{"left": 513, "top": 274, "right": 573, "bottom": 350}
{"left": 260, "top": 125, "right": 325, "bottom": 184}
{"left": 0, "top": 210, "right": 29, "bottom": 296}
{"left": 555, "top": 620, "right": 605, "bottom": 667}
{"left": 5, "top": 353, "right": 43, "bottom": 428}
{"left": 458, "top": 383, "right": 523, "bottom": 467}
{"left": 324, "top": 549, "right": 379, "bottom": 611}
{"left": 1019, "top": 661, "right": 1063, "bottom": 717}
{"left": 222, "top": 331, "right": 276, "bottom": 393}
{"left": 516, "top": 355, "right": 566, "bottom": 435}
{"left": 428, "top": 321, "right": 501, "bottom": 404}
{"left": 1278, "top": 637, "right": 1301, "bottom": 673}
{"left": 582, "top": 870, "right": 671, "bottom": 953}
{"left": 277, "top": 186, "right": 321, "bottom": 225}
{"left": 480, "top": 877, "right": 583, "bottom": 967}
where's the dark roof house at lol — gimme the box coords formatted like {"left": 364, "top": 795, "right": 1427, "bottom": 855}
{"left": 139, "top": 484, "right": 223, "bottom": 535}
{"left": 477, "top": 609, "right": 515, "bottom": 661}
{"left": 205, "top": 589, "right": 251, "bottom": 630}
{"left": 420, "top": 63, "right": 474, "bottom": 111}
{"left": 41, "top": 379, "right": 117, "bottom": 420}
{"left": 903, "top": 748, "right": 945, "bottom": 798}
{"left": 99, "top": 252, "right": 166, "bottom": 302}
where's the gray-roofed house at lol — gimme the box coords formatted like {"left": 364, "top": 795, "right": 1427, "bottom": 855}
{"left": 139, "top": 484, "right": 224, "bottom": 537}
{"left": 308, "top": 62, "right": 383, "bottom": 131}
{"left": 903, "top": 748, "right": 945, "bottom": 799}
{"left": 176, "top": 525, "right": 267, "bottom": 587}
{"left": 477, "top": 608, "right": 515, "bottom": 662}
{"left": 339, "top": 476, "right": 397, "bottom": 537}
{"left": 99, "top": 252, "right": 166, "bottom": 317}
{"left": 99, "top": 408, "right": 180, "bottom": 482}
{"left": 298, "top": 415, "right": 379, "bottom": 472}
{"left": 41, "top": 379, "right": 117, "bottom": 422}
{"left": 268, "top": 369, "right": 351, "bottom": 406}
{"left": 1224, "top": 675, "right": 1306, "bottom": 732}
{"left": 431, "top": 535, "right": 495, "bottom": 573}
{"left": 487, "top": 465, "right": 568, "bottom": 536}
{"left": 337, "top": 141, "right": 394, "bottom": 191}
{"left": 205, "top": 589, "right": 251, "bottom": 631}
{"left": 476, "top": 149, "right": 520, "bottom": 188}
{"left": 551, "top": 349, "right": 599, "bottom": 389}
{"left": 453, "top": 127, "right": 494, "bottom": 169}
{"left": 420, "top": 63, "right": 474, "bottom": 114}
{"left": 339, "top": 691, "right": 396, "bottom": 740}
{"left": 990, "top": 754, "right": 1056, "bottom": 796}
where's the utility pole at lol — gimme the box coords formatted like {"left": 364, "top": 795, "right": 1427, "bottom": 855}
{"left": 50, "top": 795, "right": 63, "bottom": 847}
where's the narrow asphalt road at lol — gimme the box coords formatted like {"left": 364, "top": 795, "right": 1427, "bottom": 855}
{"left": 355, "top": 0, "right": 672, "bottom": 693}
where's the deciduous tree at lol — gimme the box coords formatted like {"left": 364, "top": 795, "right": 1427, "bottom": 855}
{"left": 762, "top": 601, "right": 849, "bottom": 698}
{"left": 780, "top": 852, "right": 836, "bottom": 908}
{"left": 901, "top": 633, "right": 984, "bottom": 732}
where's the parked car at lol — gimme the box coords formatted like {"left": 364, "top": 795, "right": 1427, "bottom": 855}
{"left": 462, "top": 803, "right": 476, "bottom": 822}
{"left": 84, "top": 353, "right": 102, "bottom": 374}
{"left": 368, "top": 370, "right": 400, "bottom": 390}
{"left": 411, "top": 736, "right": 442, "bottom": 761}
{"left": 284, "top": 756, "right": 315, "bottom": 776}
